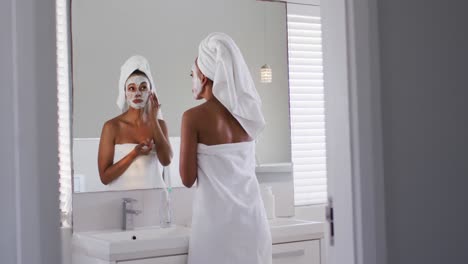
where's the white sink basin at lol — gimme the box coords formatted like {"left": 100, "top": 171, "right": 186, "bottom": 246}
{"left": 73, "top": 225, "right": 190, "bottom": 261}
{"left": 88, "top": 225, "right": 189, "bottom": 242}
{"left": 73, "top": 218, "right": 324, "bottom": 261}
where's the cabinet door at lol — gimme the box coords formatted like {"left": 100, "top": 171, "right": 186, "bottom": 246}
{"left": 118, "top": 254, "right": 187, "bottom": 264}
{"left": 273, "top": 240, "right": 320, "bottom": 264}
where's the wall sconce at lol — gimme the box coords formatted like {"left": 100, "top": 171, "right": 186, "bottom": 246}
{"left": 260, "top": 64, "right": 272, "bottom": 83}
{"left": 260, "top": 3, "right": 272, "bottom": 84}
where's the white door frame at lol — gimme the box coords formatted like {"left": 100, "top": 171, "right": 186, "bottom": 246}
{"left": 321, "top": 0, "right": 387, "bottom": 264}
{"left": 2, "top": 0, "right": 62, "bottom": 263}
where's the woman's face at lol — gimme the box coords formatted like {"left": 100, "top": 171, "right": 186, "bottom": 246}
{"left": 125, "top": 74, "right": 150, "bottom": 109}
{"left": 191, "top": 61, "right": 203, "bottom": 100}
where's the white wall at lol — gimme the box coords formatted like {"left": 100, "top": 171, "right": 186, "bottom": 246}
{"left": 377, "top": 0, "right": 468, "bottom": 263}
{"left": 0, "top": 0, "right": 61, "bottom": 263}
{"left": 72, "top": 0, "right": 291, "bottom": 164}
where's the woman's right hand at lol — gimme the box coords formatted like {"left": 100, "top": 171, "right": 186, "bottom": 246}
{"left": 134, "top": 139, "right": 154, "bottom": 156}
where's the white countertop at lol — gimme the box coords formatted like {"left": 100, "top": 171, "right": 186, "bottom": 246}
{"left": 255, "top": 163, "right": 293, "bottom": 173}
{"left": 73, "top": 217, "right": 324, "bottom": 261}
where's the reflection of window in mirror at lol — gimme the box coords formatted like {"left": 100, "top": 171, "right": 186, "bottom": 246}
{"left": 287, "top": 4, "right": 327, "bottom": 206}
{"left": 56, "top": 0, "right": 72, "bottom": 227}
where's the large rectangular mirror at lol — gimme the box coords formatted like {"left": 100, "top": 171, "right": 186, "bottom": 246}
{"left": 71, "top": 0, "right": 291, "bottom": 193}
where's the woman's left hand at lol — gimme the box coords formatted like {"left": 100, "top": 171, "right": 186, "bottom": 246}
{"left": 148, "top": 93, "right": 161, "bottom": 121}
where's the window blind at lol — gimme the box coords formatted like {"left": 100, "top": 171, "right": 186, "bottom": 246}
{"left": 287, "top": 3, "right": 327, "bottom": 206}
{"left": 56, "top": 0, "right": 72, "bottom": 226}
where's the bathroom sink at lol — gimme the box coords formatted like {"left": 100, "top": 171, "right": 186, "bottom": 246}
{"left": 73, "top": 219, "right": 323, "bottom": 261}
{"left": 73, "top": 225, "right": 190, "bottom": 261}
{"left": 88, "top": 225, "right": 189, "bottom": 242}
{"left": 269, "top": 217, "right": 324, "bottom": 244}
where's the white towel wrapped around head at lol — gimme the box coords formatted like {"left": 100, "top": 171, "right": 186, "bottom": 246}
{"left": 117, "top": 55, "right": 163, "bottom": 119}
{"left": 197, "top": 32, "right": 265, "bottom": 139}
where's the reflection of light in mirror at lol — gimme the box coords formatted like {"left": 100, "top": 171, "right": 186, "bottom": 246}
{"left": 260, "top": 64, "right": 272, "bottom": 83}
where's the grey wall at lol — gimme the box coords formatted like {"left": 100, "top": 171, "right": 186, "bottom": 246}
{"left": 1, "top": 1, "right": 17, "bottom": 262}
{"left": 377, "top": 1, "right": 468, "bottom": 263}
{"left": 0, "top": 0, "right": 61, "bottom": 263}
{"left": 72, "top": 0, "right": 291, "bottom": 164}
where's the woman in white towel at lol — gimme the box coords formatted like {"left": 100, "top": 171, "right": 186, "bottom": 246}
{"left": 180, "top": 33, "right": 272, "bottom": 264}
{"left": 98, "top": 55, "right": 172, "bottom": 188}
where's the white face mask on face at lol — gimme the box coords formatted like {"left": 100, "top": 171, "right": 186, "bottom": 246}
{"left": 191, "top": 64, "right": 203, "bottom": 99}
{"left": 125, "top": 75, "right": 150, "bottom": 109}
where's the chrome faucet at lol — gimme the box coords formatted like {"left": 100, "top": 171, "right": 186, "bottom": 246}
{"left": 122, "top": 198, "right": 141, "bottom": 231}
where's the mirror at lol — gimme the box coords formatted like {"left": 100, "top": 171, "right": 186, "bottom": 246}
{"left": 71, "top": 0, "right": 290, "bottom": 193}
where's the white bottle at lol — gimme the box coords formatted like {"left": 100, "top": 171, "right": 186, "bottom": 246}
{"left": 159, "top": 189, "right": 172, "bottom": 228}
{"left": 261, "top": 186, "right": 276, "bottom": 219}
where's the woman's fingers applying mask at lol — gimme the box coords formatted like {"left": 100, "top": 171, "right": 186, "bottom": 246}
{"left": 150, "top": 93, "right": 161, "bottom": 116}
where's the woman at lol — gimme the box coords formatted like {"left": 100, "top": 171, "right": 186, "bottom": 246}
{"left": 98, "top": 55, "right": 172, "bottom": 190}
{"left": 180, "top": 33, "right": 272, "bottom": 264}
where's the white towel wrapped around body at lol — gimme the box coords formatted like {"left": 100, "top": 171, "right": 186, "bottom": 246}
{"left": 188, "top": 142, "right": 272, "bottom": 264}
{"left": 188, "top": 33, "right": 272, "bottom": 264}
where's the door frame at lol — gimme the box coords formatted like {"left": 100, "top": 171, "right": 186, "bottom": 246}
{"left": 321, "top": 0, "right": 387, "bottom": 263}
{"left": 277, "top": 0, "right": 386, "bottom": 262}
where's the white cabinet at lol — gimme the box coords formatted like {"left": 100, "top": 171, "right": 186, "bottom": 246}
{"left": 117, "top": 241, "right": 320, "bottom": 264}
{"left": 75, "top": 241, "right": 320, "bottom": 264}
{"left": 118, "top": 255, "right": 187, "bottom": 264}
{"left": 272, "top": 240, "right": 320, "bottom": 264}
{"left": 117, "top": 242, "right": 320, "bottom": 264}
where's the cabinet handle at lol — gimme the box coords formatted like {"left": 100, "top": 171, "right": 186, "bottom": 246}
{"left": 272, "top": 249, "right": 305, "bottom": 259}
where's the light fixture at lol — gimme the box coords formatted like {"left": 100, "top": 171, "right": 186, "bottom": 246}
{"left": 260, "top": 64, "right": 272, "bottom": 83}
{"left": 260, "top": 3, "right": 272, "bottom": 84}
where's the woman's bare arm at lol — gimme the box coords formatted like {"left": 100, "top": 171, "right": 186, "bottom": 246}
{"left": 151, "top": 119, "right": 172, "bottom": 166}
{"left": 98, "top": 121, "right": 142, "bottom": 185}
{"left": 148, "top": 93, "right": 172, "bottom": 166}
{"left": 179, "top": 110, "right": 198, "bottom": 188}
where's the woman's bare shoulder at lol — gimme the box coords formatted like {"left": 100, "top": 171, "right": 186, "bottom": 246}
{"left": 101, "top": 115, "right": 124, "bottom": 136}
{"left": 183, "top": 103, "right": 209, "bottom": 119}
{"left": 104, "top": 116, "right": 119, "bottom": 127}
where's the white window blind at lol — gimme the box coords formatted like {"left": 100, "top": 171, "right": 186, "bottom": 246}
{"left": 56, "top": 0, "right": 72, "bottom": 227}
{"left": 287, "top": 3, "right": 328, "bottom": 206}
